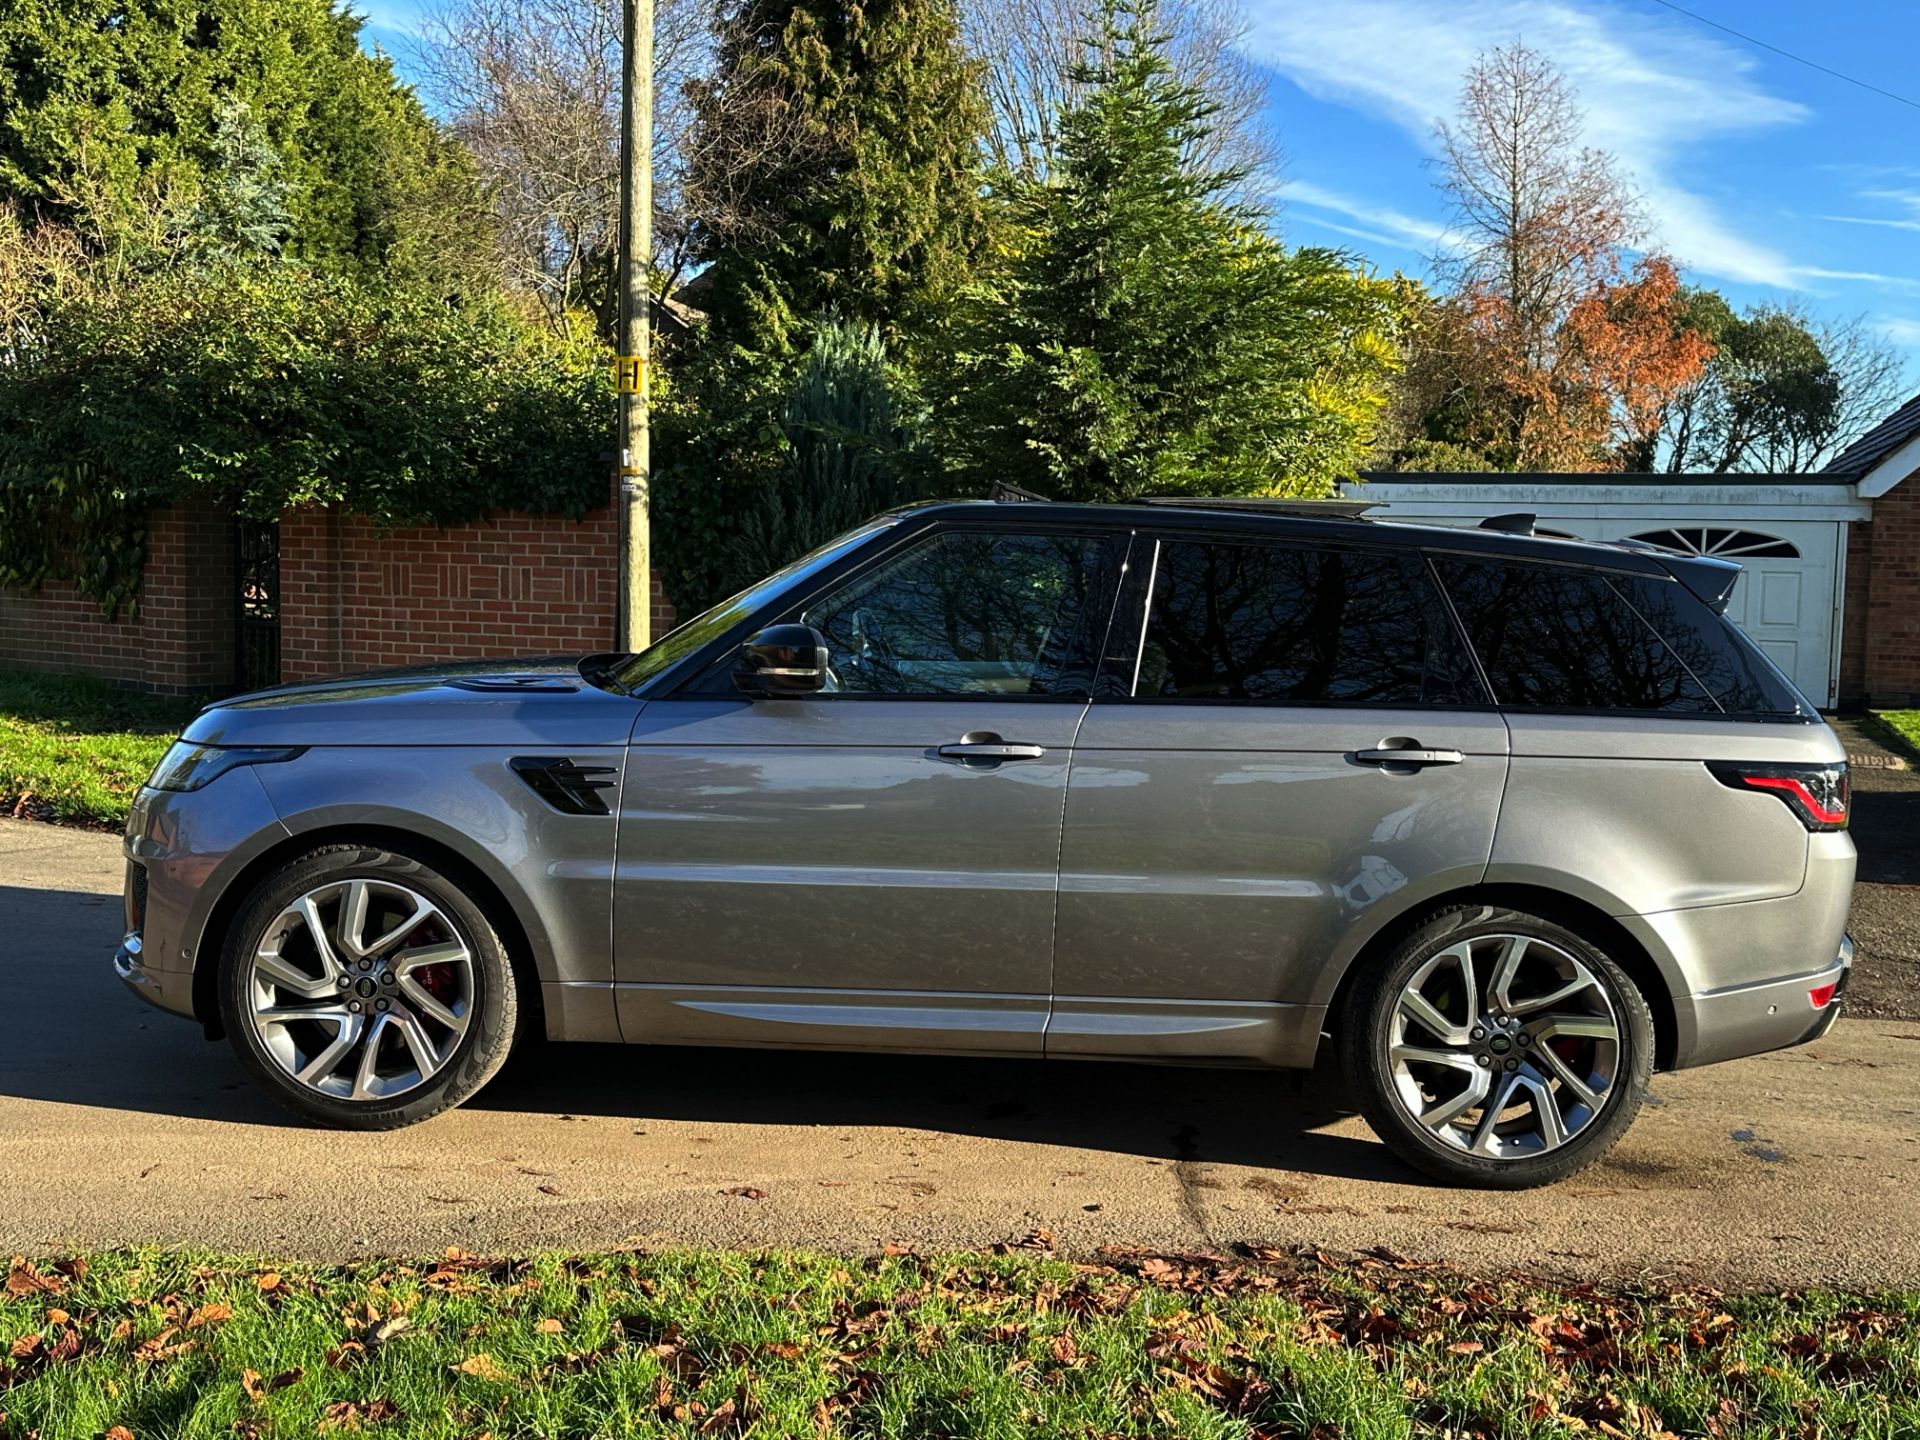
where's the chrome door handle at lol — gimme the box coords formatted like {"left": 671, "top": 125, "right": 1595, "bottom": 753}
{"left": 938, "top": 731, "right": 1047, "bottom": 761}
{"left": 1355, "top": 746, "right": 1464, "bottom": 767}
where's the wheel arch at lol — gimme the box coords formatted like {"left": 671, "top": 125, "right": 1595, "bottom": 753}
{"left": 1321, "top": 883, "right": 1681, "bottom": 1072}
{"left": 191, "top": 823, "right": 544, "bottom": 1042}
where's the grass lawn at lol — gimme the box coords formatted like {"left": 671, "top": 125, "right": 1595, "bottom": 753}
{"left": 0, "top": 669, "right": 199, "bottom": 828}
{"left": 1, "top": 1246, "right": 1916, "bottom": 1439}
{"left": 1869, "top": 710, "right": 1920, "bottom": 763}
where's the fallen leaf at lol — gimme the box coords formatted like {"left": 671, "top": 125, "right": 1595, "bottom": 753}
{"left": 10, "top": 1334, "right": 40, "bottom": 1360}
{"left": 1449, "top": 1340, "right": 1485, "bottom": 1355}
{"left": 998, "top": 1228, "right": 1056, "bottom": 1254}
{"left": 722, "top": 1185, "right": 766, "bottom": 1200}
{"left": 242, "top": 1366, "right": 305, "bottom": 1401}
{"left": 364, "top": 1315, "right": 411, "bottom": 1346}
{"left": 106, "top": 1428, "right": 134, "bottom": 1440}
{"left": 536, "top": 1317, "right": 564, "bottom": 1334}
{"left": 5, "top": 1261, "right": 59, "bottom": 1297}
{"left": 257, "top": 1272, "right": 283, "bottom": 1293}
{"left": 186, "top": 1303, "right": 232, "bottom": 1329}
{"left": 44, "top": 1308, "right": 69, "bottom": 1326}
{"left": 319, "top": 1398, "right": 401, "bottom": 1431}
{"left": 537, "top": 1184, "right": 563, "bottom": 1197}
{"left": 453, "top": 1352, "right": 509, "bottom": 1381}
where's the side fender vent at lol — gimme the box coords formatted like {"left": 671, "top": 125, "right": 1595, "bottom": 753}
{"left": 509, "top": 756, "right": 618, "bottom": 816}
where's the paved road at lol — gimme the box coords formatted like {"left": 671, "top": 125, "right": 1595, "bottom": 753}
{"left": 3, "top": 816, "right": 1917, "bottom": 1290}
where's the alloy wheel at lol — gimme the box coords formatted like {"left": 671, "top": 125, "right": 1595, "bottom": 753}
{"left": 1385, "top": 933, "right": 1620, "bottom": 1161}
{"left": 247, "top": 879, "right": 474, "bottom": 1102}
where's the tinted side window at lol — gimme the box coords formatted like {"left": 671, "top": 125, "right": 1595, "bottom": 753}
{"left": 1435, "top": 557, "right": 1717, "bottom": 713}
{"left": 799, "top": 530, "right": 1114, "bottom": 696}
{"left": 1134, "top": 540, "right": 1485, "bottom": 705}
{"left": 1609, "top": 572, "right": 1806, "bottom": 717}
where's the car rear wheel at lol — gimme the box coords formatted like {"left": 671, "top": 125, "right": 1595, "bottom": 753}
{"left": 1339, "top": 904, "right": 1653, "bottom": 1188}
{"left": 219, "top": 845, "right": 518, "bottom": 1129}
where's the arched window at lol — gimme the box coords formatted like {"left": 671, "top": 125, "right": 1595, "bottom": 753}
{"left": 1627, "top": 527, "right": 1800, "bottom": 559}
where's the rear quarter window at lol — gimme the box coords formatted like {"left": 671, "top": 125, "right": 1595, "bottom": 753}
{"left": 1607, "top": 571, "right": 1807, "bottom": 717}
{"left": 1434, "top": 557, "right": 1719, "bottom": 713}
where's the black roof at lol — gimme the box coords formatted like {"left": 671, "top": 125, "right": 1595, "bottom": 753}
{"left": 899, "top": 499, "right": 1742, "bottom": 609}
{"left": 1824, "top": 392, "right": 1920, "bottom": 479}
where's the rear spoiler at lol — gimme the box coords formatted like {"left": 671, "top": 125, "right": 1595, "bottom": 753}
{"left": 1615, "top": 540, "right": 1742, "bottom": 614}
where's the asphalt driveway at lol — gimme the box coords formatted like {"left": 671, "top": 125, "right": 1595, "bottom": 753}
{"left": 2, "top": 808, "right": 1918, "bottom": 1290}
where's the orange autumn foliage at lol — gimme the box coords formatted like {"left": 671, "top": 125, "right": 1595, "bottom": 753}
{"left": 1444, "top": 255, "right": 1713, "bottom": 471}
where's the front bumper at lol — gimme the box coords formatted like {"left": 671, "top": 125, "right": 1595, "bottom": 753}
{"left": 1677, "top": 933, "right": 1852, "bottom": 1069}
{"left": 114, "top": 928, "right": 194, "bottom": 1019}
{"left": 115, "top": 767, "right": 290, "bottom": 1027}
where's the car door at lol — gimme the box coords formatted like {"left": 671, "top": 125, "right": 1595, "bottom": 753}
{"left": 614, "top": 524, "right": 1127, "bottom": 1053}
{"left": 1049, "top": 532, "right": 1510, "bottom": 1067}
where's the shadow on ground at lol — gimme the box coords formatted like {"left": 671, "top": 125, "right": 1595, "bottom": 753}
{"left": 1848, "top": 784, "right": 1920, "bottom": 886}
{"left": 0, "top": 880, "right": 1404, "bottom": 1182}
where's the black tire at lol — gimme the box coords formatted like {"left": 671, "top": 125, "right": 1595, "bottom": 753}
{"left": 219, "top": 844, "right": 519, "bottom": 1130}
{"left": 1339, "top": 904, "right": 1654, "bottom": 1189}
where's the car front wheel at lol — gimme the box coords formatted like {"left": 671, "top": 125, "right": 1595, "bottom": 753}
{"left": 1340, "top": 904, "right": 1653, "bottom": 1188}
{"left": 219, "top": 844, "right": 519, "bottom": 1129}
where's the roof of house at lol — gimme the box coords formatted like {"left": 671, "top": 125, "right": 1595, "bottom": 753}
{"left": 1824, "top": 391, "right": 1920, "bottom": 478}
{"left": 1357, "top": 470, "right": 1856, "bottom": 487}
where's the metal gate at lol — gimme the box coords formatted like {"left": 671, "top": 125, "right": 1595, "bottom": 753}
{"left": 235, "top": 518, "right": 281, "bottom": 691}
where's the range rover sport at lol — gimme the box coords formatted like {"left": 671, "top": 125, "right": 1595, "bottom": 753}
{"left": 116, "top": 498, "right": 1855, "bottom": 1188}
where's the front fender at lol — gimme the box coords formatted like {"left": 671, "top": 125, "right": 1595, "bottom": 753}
{"left": 251, "top": 747, "right": 623, "bottom": 999}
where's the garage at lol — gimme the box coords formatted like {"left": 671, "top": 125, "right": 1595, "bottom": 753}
{"left": 1345, "top": 474, "right": 1870, "bottom": 709}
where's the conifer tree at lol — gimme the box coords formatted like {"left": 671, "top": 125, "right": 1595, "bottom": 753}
{"left": 684, "top": 0, "right": 989, "bottom": 354}
{"left": 945, "top": 0, "right": 1402, "bottom": 500}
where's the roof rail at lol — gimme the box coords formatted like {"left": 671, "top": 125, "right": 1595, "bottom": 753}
{"left": 988, "top": 481, "right": 1052, "bottom": 503}
{"left": 1478, "top": 512, "right": 1537, "bottom": 535}
{"left": 1140, "top": 497, "right": 1382, "bottom": 519}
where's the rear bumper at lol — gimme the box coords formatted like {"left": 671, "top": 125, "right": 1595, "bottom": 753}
{"left": 1672, "top": 934, "right": 1851, "bottom": 1069}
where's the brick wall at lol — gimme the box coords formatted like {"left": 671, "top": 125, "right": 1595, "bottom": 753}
{"left": 1856, "top": 468, "right": 1920, "bottom": 706}
{"left": 0, "top": 497, "right": 235, "bottom": 694}
{"left": 279, "top": 506, "right": 675, "bottom": 682}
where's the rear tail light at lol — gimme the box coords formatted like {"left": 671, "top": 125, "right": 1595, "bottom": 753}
{"left": 1808, "top": 981, "right": 1838, "bottom": 1009}
{"left": 1708, "top": 761, "right": 1849, "bottom": 832}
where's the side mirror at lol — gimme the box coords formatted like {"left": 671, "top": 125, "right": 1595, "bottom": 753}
{"left": 734, "top": 624, "right": 829, "bottom": 696}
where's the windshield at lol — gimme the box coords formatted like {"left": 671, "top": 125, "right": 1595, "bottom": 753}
{"left": 604, "top": 518, "right": 900, "bottom": 693}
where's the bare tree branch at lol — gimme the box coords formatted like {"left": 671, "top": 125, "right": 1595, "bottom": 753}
{"left": 414, "top": 0, "right": 709, "bottom": 315}
{"left": 961, "top": 0, "right": 1276, "bottom": 185}
{"left": 1433, "top": 42, "right": 1642, "bottom": 364}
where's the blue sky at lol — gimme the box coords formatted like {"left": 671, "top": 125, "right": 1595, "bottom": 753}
{"left": 350, "top": 0, "right": 1920, "bottom": 395}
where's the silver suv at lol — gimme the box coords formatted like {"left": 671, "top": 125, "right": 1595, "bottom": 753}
{"left": 116, "top": 499, "right": 1855, "bottom": 1187}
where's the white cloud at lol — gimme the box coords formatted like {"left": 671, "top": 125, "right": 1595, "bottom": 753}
{"left": 1276, "top": 179, "right": 1460, "bottom": 255}
{"left": 1821, "top": 188, "right": 1920, "bottom": 234}
{"left": 1238, "top": 0, "right": 1808, "bottom": 287}
{"left": 1881, "top": 318, "right": 1920, "bottom": 347}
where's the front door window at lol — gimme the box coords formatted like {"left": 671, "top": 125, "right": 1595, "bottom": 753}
{"left": 798, "top": 531, "right": 1116, "bottom": 697}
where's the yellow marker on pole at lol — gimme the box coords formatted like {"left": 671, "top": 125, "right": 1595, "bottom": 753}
{"left": 615, "top": 356, "right": 646, "bottom": 394}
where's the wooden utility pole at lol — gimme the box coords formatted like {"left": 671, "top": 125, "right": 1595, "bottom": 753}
{"left": 614, "top": 0, "right": 653, "bottom": 651}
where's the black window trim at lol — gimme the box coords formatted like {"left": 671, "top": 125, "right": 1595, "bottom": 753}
{"left": 672, "top": 520, "right": 1135, "bottom": 704}
{"left": 1095, "top": 528, "right": 1499, "bottom": 711}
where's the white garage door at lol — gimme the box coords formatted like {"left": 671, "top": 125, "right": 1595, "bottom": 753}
{"left": 1579, "top": 521, "right": 1839, "bottom": 708}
